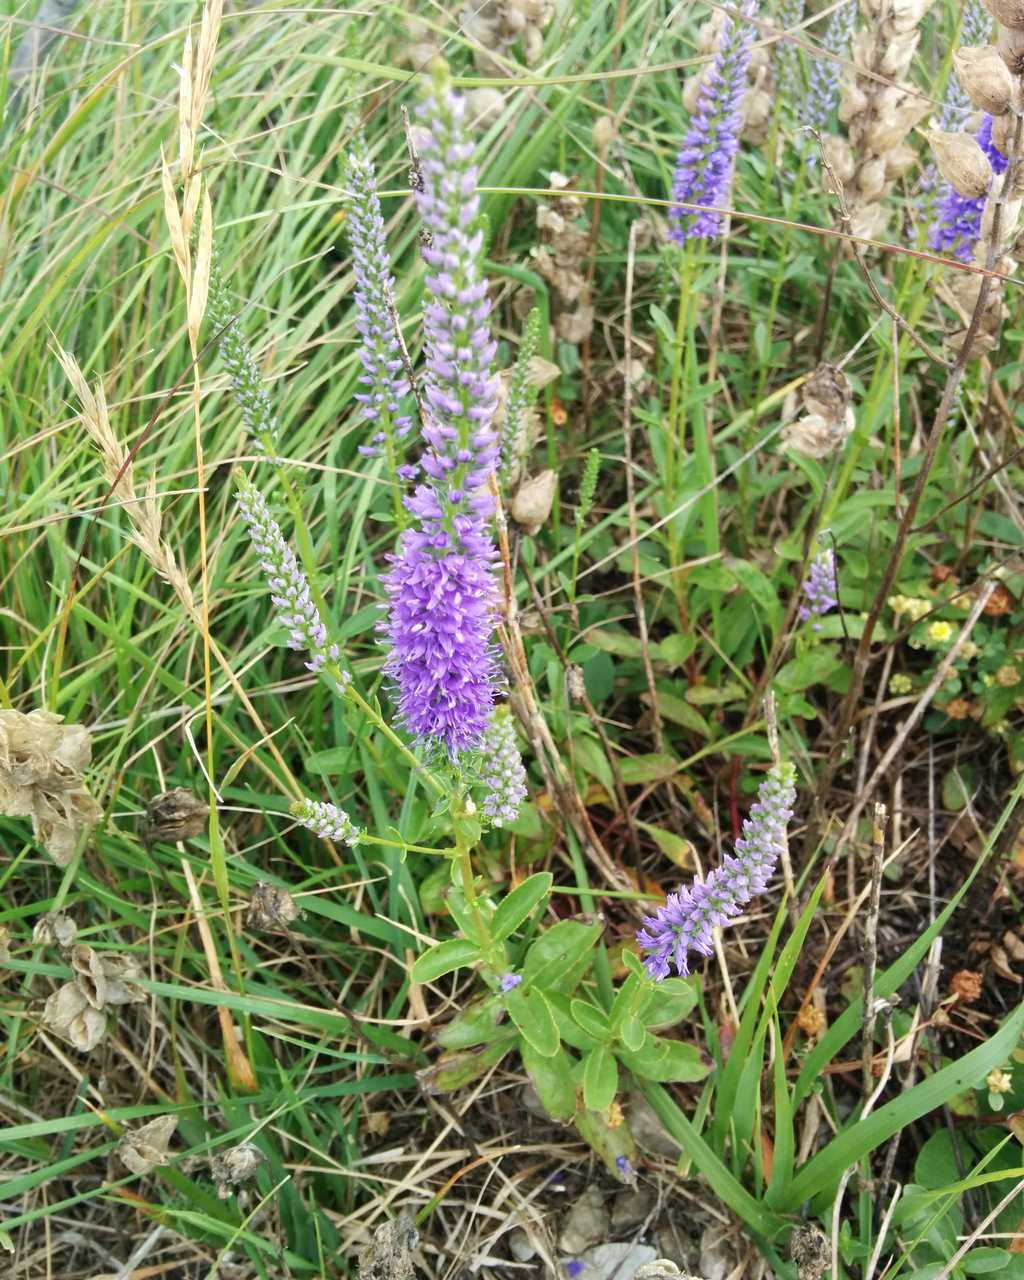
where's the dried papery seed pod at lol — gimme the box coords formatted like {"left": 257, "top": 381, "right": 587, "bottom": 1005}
{"left": 142, "top": 787, "right": 209, "bottom": 845}
{"left": 509, "top": 470, "right": 557, "bottom": 534}
{"left": 42, "top": 982, "right": 107, "bottom": 1051}
{"left": 992, "top": 110, "right": 1015, "bottom": 155}
{"left": 984, "top": 0, "right": 1024, "bottom": 28}
{"left": 822, "top": 134, "right": 857, "bottom": 184}
{"left": 211, "top": 1141, "right": 266, "bottom": 1199}
{"left": 118, "top": 1116, "right": 178, "bottom": 1175}
{"left": 247, "top": 881, "right": 301, "bottom": 931}
{"left": 884, "top": 142, "right": 917, "bottom": 178}
{"left": 857, "top": 155, "right": 888, "bottom": 199}
{"left": 929, "top": 130, "right": 994, "bottom": 197}
{"left": 465, "top": 87, "right": 505, "bottom": 129}
{"left": 889, "top": 0, "right": 931, "bottom": 32}
{"left": 593, "top": 114, "right": 615, "bottom": 152}
{"left": 954, "top": 46, "right": 1013, "bottom": 115}
{"left": 803, "top": 363, "right": 853, "bottom": 419}
{"left": 997, "top": 25, "right": 1024, "bottom": 74}
{"left": 32, "top": 911, "right": 77, "bottom": 949}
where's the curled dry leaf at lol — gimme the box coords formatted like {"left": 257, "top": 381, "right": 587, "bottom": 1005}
{"left": 118, "top": 1115, "right": 178, "bottom": 1175}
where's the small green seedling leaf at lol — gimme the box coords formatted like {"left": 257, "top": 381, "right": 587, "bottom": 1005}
{"left": 491, "top": 871, "right": 553, "bottom": 941}
{"left": 412, "top": 939, "right": 482, "bottom": 984}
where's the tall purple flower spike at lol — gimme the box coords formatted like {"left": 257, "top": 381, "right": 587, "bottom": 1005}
{"left": 343, "top": 134, "right": 412, "bottom": 462}
{"left": 382, "top": 70, "right": 500, "bottom": 755}
{"left": 930, "top": 115, "right": 1007, "bottom": 263}
{"left": 637, "top": 763, "right": 797, "bottom": 980}
{"left": 798, "top": 547, "right": 839, "bottom": 630}
{"left": 236, "top": 475, "right": 341, "bottom": 674}
{"left": 669, "top": 0, "right": 758, "bottom": 242}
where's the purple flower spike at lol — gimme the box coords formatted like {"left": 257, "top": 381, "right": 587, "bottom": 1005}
{"left": 500, "top": 972, "right": 522, "bottom": 992}
{"left": 798, "top": 548, "right": 838, "bottom": 630}
{"left": 382, "top": 70, "right": 501, "bottom": 756}
{"left": 669, "top": 0, "right": 757, "bottom": 243}
{"left": 637, "top": 763, "right": 796, "bottom": 981}
{"left": 804, "top": 0, "right": 855, "bottom": 135}
{"left": 481, "top": 707, "right": 527, "bottom": 827}
{"left": 343, "top": 135, "right": 412, "bottom": 459}
{"left": 291, "top": 797, "right": 360, "bottom": 845}
{"left": 236, "top": 475, "right": 341, "bottom": 674}
{"left": 930, "top": 115, "right": 1007, "bottom": 262}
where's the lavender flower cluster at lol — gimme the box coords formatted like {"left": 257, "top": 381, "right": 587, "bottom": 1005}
{"left": 803, "top": 0, "right": 855, "bottom": 137}
{"left": 342, "top": 135, "right": 413, "bottom": 469}
{"left": 235, "top": 475, "right": 340, "bottom": 674}
{"left": 637, "top": 763, "right": 797, "bottom": 980}
{"left": 799, "top": 547, "right": 838, "bottom": 630}
{"left": 381, "top": 76, "right": 502, "bottom": 755}
{"left": 208, "top": 255, "right": 280, "bottom": 458}
{"left": 291, "top": 798, "right": 360, "bottom": 846}
{"left": 480, "top": 707, "right": 528, "bottom": 826}
{"left": 669, "top": 0, "right": 757, "bottom": 242}
{"left": 930, "top": 115, "right": 1007, "bottom": 262}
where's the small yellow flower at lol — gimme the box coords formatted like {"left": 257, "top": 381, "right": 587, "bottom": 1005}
{"left": 889, "top": 673, "right": 912, "bottom": 695}
{"left": 889, "top": 594, "right": 910, "bottom": 616}
{"left": 907, "top": 598, "right": 931, "bottom": 623}
{"left": 927, "top": 620, "right": 953, "bottom": 645}
{"left": 987, "top": 1068, "right": 1013, "bottom": 1095}
{"left": 996, "top": 664, "right": 1020, "bottom": 688}
{"left": 960, "top": 641, "right": 979, "bottom": 661}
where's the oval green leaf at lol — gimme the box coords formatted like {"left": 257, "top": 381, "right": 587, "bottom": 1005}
{"left": 491, "top": 872, "right": 553, "bottom": 942}
{"left": 507, "top": 985, "right": 560, "bottom": 1058}
{"left": 583, "top": 1045, "right": 619, "bottom": 1111}
{"left": 411, "top": 938, "right": 482, "bottom": 985}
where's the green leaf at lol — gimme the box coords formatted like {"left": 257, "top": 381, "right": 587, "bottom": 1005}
{"left": 574, "top": 1108, "right": 637, "bottom": 1179}
{"left": 491, "top": 872, "right": 553, "bottom": 942}
{"left": 411, "top": 938, "right": 482, "bottom": 984}
{"left": 436, "top": 995, "right": 504, "bottom": 1050}
{"left": 642, "top": 977, "right": 699, "bottom": 1031}
{"left": 545, "top": 992, "right": 601, "bottom": 1051}
{"left": 522, "top": 918, "right": 603, "bottom": 991}
{"left": 640, "top": 692, "right": 710, "bottom": 738}
{"left": 521, "top": 1041, "right": 578, "bottom": 1121}
{"left": 609, "top": 974, "right": 654, "bottom": 1027}
{"left": 507, "top": 986, "right": 559, "bottom": 1058}
{"left": 618, "top": 753, "right": 680, "bottom": 785}
{"left": 617, "top": 1037, "right": 710, "bottom": 1084}
{"left": 635, "top": 821, "right": 697, "bottom": 869}
{"left": 774, "top": 648, "right": 845, "bottom": 693}
{"left": 962, "top": 1249, "right": 1015, "bottom": 1275}
{"left": 418, "top": 1038, "right": 515, "bottom": 1092}
{"left": 619, "top": 1015, "right": 646, "bottom": 1052}
{"left": 640, "top": 1082, "right": 783, "bottom": 1238}
{"left": 583, "top": 1046, "right": 618, "bottom": 1111}
{"left": 571, "top": 999, "right": 611, "bottom": 1041}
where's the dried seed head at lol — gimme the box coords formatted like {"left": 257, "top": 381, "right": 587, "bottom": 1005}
{"left": 32, "top": 912, "right": 77, "bottom": 949}
{"left": 118, "top": 1115, "right": 178, "bottom": 1175}
{"left": 142, "top": 788, "right": 209, "bottom": 845}
{"left": 70, "top": 945, "right": 146, "bottom": 1009}
{"left": 790, "top": 1224, "right": 831, "bottom": 1280}
{"left": 593, "top": 114, "right": 616, "bottom": 152}
{"left": 984, "top": 0, "right": 1024, "bottom": 28}
{"left": 464, "top": 87, "right": 505, "bottom": 129}
{"left": 0, "top": 926, "right": 9, "bottom": 964}
{"left": 997, "top": 24, "right": 1024, "bottom": 74}
{"left": 509, "top": 470, "right": 557, "bottom": 534}
{"left": 247, "top": 881, "right": 301, "bottom": 932}
{"left": 929, "top": 130, "right": 994, "bottom": 198}
{"left": 954, "top": 46, "right": 1014, "bottom": 115}
{"left": 42, "top": 982, "right": 107, "bottom": 1051}
{"left": 210, "top": 1141, "right": 266, "bottom": 1198}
